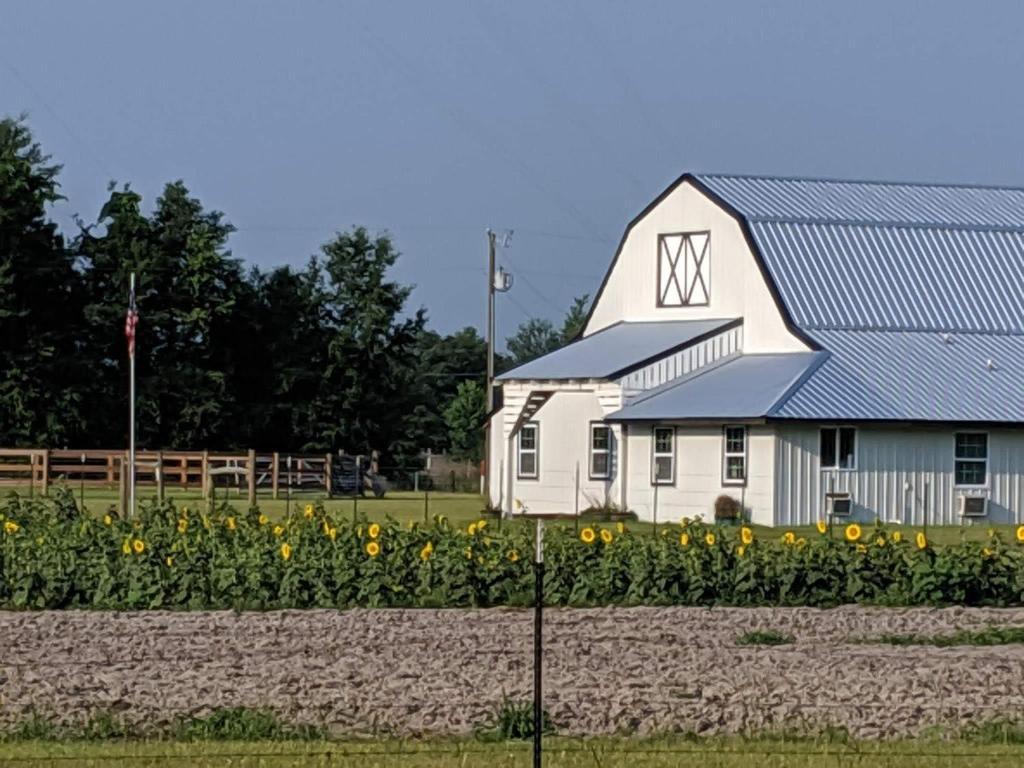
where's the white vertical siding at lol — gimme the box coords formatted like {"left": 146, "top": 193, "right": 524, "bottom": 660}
{"left": 617, "top": 325, "right": 743, "bottom": 394}
{"left": 774, "top": 425, "right": 1024, "bottom": 526}
{"left": 624, "top": 425, "right": 776, "bottom": 525}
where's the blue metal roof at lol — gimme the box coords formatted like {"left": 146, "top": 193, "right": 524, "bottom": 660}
{"left": 697, "top": 174, "right": 1024, "bottom": 229}
{"left": 496, "top": 319, "right": 736, "bottom": 381}
{"left": 607, "top": 353, "right": 824, "bottom": 421}
{"left": 774, "top": 330, "right": 1024, "bottom": 422}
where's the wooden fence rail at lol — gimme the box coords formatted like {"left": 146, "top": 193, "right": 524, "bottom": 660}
{"left": 0, "top": 448, "right": 335, "bottom": 503}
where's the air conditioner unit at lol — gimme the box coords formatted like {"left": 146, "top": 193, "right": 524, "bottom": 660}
{"left": 958, "top": 495, "right": 989, "bottom": 517}
{"left": 826, "top": 493, "right": 852, "bottom": 517}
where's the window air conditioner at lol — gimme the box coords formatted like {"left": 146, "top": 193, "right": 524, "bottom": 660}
{"left": 826, "top": 493, "right": 852, "bottom": 517}
{"left": 958, "top": 495, "right": 989, "bottom": 518}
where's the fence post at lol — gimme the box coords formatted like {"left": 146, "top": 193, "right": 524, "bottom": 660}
{"left": 247, "top": 449, "right": 257, "bottom": 507}
{"left": 272, "top": 452, "right": 280, "bottom": 500}
{"left": 80, "top": 453, "right": 86, "bottom": 511}
{"left": 652, "top": 482, "right": 659, "bottom": 535}
{"left": 574, "top": 462, "right": 580, "bottom": 533}
{"left": 119, "top": 457, "right": 128, "bottom": 516}
{"left": 156, "top": 451, "right": 165, "bottom": 502}
{"left": 40, "top": 449, "right": 49, "bottom": 496}
{"left": 106, "top": 454, "right": 114, "bottom": 486}
{"left": 533, "top": 520, "right": 545, "bottom": 768}
{"left": 201, "top": 450, "right": 209, "bottom": 499}
{"left": 180, "top": 456, "right": 188, "bottom": 489}
{"left": 28, "top": 453, "right": 35, "bottom": 497}
{"left": 324, "top": 453, "right": 332, "bottom": 499}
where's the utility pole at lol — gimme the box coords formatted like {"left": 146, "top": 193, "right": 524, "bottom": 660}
{"left": 484, "top": 229, "right": 512, "bottom": 507}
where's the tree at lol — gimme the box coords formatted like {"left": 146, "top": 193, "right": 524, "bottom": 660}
{"left": 504, "top": 294, "right": 592, "bottom": 367}
{"left": 442, "top": 379, "right": 485, "bottom": 462}
{"left": 0, "top": 116, "right": 87, "bottom": 446}
{"left": 560, "top": 293, "right": 590, "bottom": 342}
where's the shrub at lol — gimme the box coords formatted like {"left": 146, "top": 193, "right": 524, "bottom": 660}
{"left": 477, "top": 697, "right": 555, "bottom": 741}
{"left": 714, "top": 495, "right": 741, "bottom": 522}
{"left": 736, "top": 629, "right": 793, "bottom": 646}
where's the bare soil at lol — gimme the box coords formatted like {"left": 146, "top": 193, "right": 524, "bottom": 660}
{"left": 3, "top": 606, "right": 1024, "bottom": 739}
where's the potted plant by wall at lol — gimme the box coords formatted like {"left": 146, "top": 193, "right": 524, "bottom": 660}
{"left": 714, "top": 494, "right": 742, "bottom": 525}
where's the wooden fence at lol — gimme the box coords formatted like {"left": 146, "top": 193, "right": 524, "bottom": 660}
{"left": 0, "top": 448, "right": 337, "bottom": 505}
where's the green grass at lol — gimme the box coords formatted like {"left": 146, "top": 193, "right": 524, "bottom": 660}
{"left": 5, "top": 736, "right": 1024, "bottom": 767}
{"left": 736, "top": 629, "right": 794, "bottom": 646}
{"left": 861, "top": 626, "right": 1024, "bottom": 647}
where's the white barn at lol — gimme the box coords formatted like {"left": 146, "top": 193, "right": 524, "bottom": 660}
{"left": 487, "top": 173, "right": 1024, "bottom": 527}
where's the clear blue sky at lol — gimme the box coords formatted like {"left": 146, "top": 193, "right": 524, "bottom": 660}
{"left": 4, "top": 0, "right": 1024, "bottom": 337}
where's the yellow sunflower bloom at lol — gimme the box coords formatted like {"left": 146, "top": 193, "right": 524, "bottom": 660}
{"left": 165, "top": 556, "right": 174, "bottom": 567}
{"left": 580, "top": 527, "right": 596, "bottom": 544}
{"left": 3, "top": 520, "right": 19, "bottom": 534}
{"left": 177, "top": 519, "right": 188, "bottom": 534}
{"left": 616, "top": 521, "right": 625, "bottom": 534}
{"left": 916, "top": 532, "right": 927, "bottom": 550}
{"left": 600, "top": 529, "right": 613, "bottom": 544}
{"left": 477, "top": 519, "right": 487, "bottom": 530}
{"left": 844, "top": 523, "right": 862, "bottom": 542}
{"left": 366, "top": 541, "right": 380, "bottom": 557}
{"left": 507, "top": 550, "right": 519, "bottom": 562}
{"left": 258, "top": 514, "right": 269, "bottom": 526}
{"left": 420, "top": 542, "right": 433, "bottom": 561}
{"left": 856, "top": 543, "right": 867, "bottom": 554}
{"left": 464, "top": 546, "right": 473, "bottom": 560}
{"left": 816, "top": 520, "right": 828, "bottom": 535}
{"left": 795, "top": 537, "right": 807, "bottom": 548}
{"left": 468, "top": 523, "right": 478, "bottom": 536}
{"left": 1016, "top": 525, "right": 1024, "bottom": 544}
{"left": 327, "top": 527, "right": 337, "bottom": 541}
{"left": 368, "top": 523, "right": 381, "bottom": 539}
{"left": 303, "top": 504, "right": 314, "bottom": 519}
{"left": 181, "top": 506, "right": 189, "bottom": 516}
{"left": 103, "top": 514, "right": 113, "bottom": 526}
{"left": 875, "top": 536, "right": 886, "bottom": 548}
{"left": 132, "top": 539, "right": 145, "bottom": 554}
{"left": 280, "top": 542, "right": 292, "bottom": 561}
{"left": 783, "top": 531, "right": 796, "bottom": 545}
{"left": 982, "top": 547, "right": 993, "bottom": 558}
{"left": 705, "top": 532, "right": 716, "bottom": 546}
{"left": 891, "top": 531, "right": 903, "bottom": 543}
{"left": 737, "top": 545, "right": 746, "bottom": 558}
{"left": 273, "top": 525, "right": 284, "bottom": 537}
{"left": 740, "top": 527, "right": 754, "bottom": 546}
{"left": 226, "top": 516, "right": 236, "bottom": 531}
{"left": 122, "top": 539, "right": 131, "bottom": 555}
{"left": 679, "top": 532, "right": 690, "bottom": 547}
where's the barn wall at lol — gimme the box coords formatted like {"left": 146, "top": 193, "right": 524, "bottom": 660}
{"left": 774, "top": 425, "right": 1024, "bottom": 526}
{"left": 585, "top": 180, "right": 808, "bottom": 354}
{"left": 624, "top": 425, "right": 776, "bottom": 525}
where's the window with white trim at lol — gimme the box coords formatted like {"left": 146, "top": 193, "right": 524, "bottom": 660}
{"left": 954, "top": 432, "right": 988, "bottom": 487}
{"left": 589, "top": 424, "right": 612, "bottom": 480}
{"left": 652, "top": 426, "right": 675, "bottom": 485}
{"left": 723, "top": 426, "right": 746, "bottom": 484}
{"left": 820, "top": 427, "right": 856, "bottom": 470}
{"left": 518, "top": 423, "right": 538, "bottom": 479}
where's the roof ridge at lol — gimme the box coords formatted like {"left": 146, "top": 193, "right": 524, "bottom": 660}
{"left": 696, "top": 171, "right": 1024, "bottom": 194}
{"left": 749, "top": 215, "right": 1024, "bottom": 235}
{"left": 807, "top": 327, "right": 1024, "bottom": 337}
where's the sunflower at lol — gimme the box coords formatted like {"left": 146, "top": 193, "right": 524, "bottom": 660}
{"left": 280, "top": 542, "right": 292, "bottom": 561}
{"left": 616, "top": 521, "right": 625, "bottom": 534}
{"left": 177, "top": 519, "right": 188, "bottom": 534}
{"left": 181, "top": 506, "right": 189, "bottom": 517}
{"left": 132, "top": 539, "right": 145, "bottom": 554}
{"left": 737, "top": 545, "right": 746, "bottom": 558}
{"left": 327, "top": 527, "right": 337, "bottom": 541}
{"left": 464, "top": 546, "right": 473, "bottom": 560}
{"left": 844, "top": 523, "right": 862, "bottom": 542}
{"left": 600, "top": 529, "right": 613, "bottom": 544}
{"left": 303, "top": 504, "right": 314, "bottom": 520}
{"left": 982, "top": 547, "right": 993, "bottom": 558}
{"left": 368, "top": 523, "right": 381, "bottom": 539}
{"left": 1016, "top": 525, "right": 1024, "bottom": 544}
{"left": 740, "top": 527, "right": 754, "bottom": 546}
{"left": 783, "top": 531, "right": 796, "bottom": 546}
{"left": 679, "top": 532, "right": 690, "bottom": 547}
{"left": 3, "top": 520, "right": 19, "bottom": 535}
{"left": 258, "top": 514, "right": 269, "bottom": 526}
{"left": 875, "top": 536, "right": 886, "bottom": 548}
{"left": 366, "top": 541, "right": 380, "bottom": 557}
{"left": 165, "top": 556, "right": 174, "bottom": 567}
{"left": 891, "top": 531, "right": 903, "bottom": 544}
{"left": 816, "top": 520, "right": 828, "bottom": 535}
{"left": 468, "top": 523, "right": 478, "bottom": 536}
{"left": 121, "top": 539, "right": 131, "bottom": 555}
{"left": 103, "top": 514, "right": 113, "bottom": 526}
{"left": 420, "top": 542, "right": 433, "bottom": 561}
{"left": 916, "top": 532, "right": 927, "bottom": 550}
{"left": 795, "top": 537, "right": 807, "bottom": 548}
{"left": 507, "top": 550, "right": 519, "bottom": 562}
{"left": 273, "top": 525, "right": 284, "bottom": 537}
{"left": 226, "top": 516, "right": 237, "bottom": 531}
{"left": 705, "top": 532, "right": 716, "bottom": 547}
{"left": 580, "top": 527, "right": 596, "bottom": 544}
{"left": 477, "top": 519, "right": 488, "bottom": 530}
{"left": 856, "top": 543, "right": 867, "bottom": 554}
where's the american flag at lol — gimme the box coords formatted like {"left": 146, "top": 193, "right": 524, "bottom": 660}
{"left": 124, "top": 284, "right": 138, "bottom": 358}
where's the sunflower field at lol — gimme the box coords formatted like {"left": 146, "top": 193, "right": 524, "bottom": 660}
{"left": 3, "top": 491, "right": 1024, "bottom": 609}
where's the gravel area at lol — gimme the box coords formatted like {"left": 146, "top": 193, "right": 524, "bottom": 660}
{"left": 3, "top": 606, "right": 1024, "bottom": 739}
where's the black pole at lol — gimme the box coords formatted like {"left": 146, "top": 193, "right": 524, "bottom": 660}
{"left": 533, "top": 521, "right": 544, "bottom": 768}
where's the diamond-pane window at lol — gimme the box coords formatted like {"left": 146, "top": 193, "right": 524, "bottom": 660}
{"left": 657, "top": 232, "right": 710, "bottom": 307}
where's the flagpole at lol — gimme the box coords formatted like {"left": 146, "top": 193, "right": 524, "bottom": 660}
{"left": 129, "top": 272, "right": 136, "bottom": 518}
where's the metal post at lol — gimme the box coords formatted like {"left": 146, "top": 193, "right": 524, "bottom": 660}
{"left": 156, "top": 451, "right": 164, "bottom": 502}
{"left": 79, "top": 453, "right": 86, "bottom": 511}
{"left": 128, "top": 272, "right": 137, "bottom": 518}
{"left": 923, "top": 479, "right": 929, "bottom": 537}
{"left": 574, "top": 462, "right": 580, "bottom": 533}
{"left": 533, "top": 519, "right": 544, "bottom": 768}
{"left": 286, "top": 455, "right": 292, "bottom": 518}
{"left": 484, "top": 229, "right": 497, "bottom": 507}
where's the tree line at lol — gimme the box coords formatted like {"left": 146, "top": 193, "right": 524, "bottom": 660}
{"left": 0, "top": 116, "right": 588, "bottom": 466}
